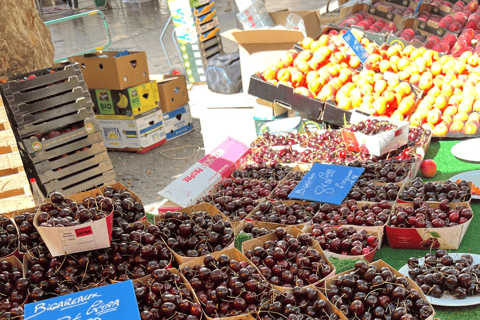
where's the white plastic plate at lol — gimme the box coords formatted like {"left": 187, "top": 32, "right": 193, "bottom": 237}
{"left": 451, "top": 139, "right": 480, "bottom": 162}
{"left": 398, "top": 253, "right": 480, "bottom": 306}
{"left": 450, "top": 170, "right": 480, "bottom": 200}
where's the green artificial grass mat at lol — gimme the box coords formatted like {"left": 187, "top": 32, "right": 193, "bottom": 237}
{"left": 373, "top": 139, "right": 480, "bottom": 320}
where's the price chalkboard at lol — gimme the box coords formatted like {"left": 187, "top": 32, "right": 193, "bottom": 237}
{"left": 288, "top": 163, "right": 365, "bottom": 204}
{"left": 342, "top": 30, "right": 370, "bottom": 65}
{"left": 24, "top": 280, "right": 140, "bottom": 320}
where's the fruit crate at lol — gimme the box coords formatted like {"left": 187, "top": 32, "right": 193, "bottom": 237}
{"left": 11, "top": 87, "right": 92, "bottom": 130}
{"left": 39, "top": 160, "right": 116, "bottom": 196}
{"left": 19, "top": 131, "right": 105, "bottom": 165}
{"left": 18, "top": 116, "right": 100, "bottom": 156}
{"left": 0, "top": 103, "right": 35, "bottom": 213}
{"left": 15, "top": 99, "right": 94, "bottom": 139}
{"left": 1, "top": 74, "right": 87, "bottom": 114}
{"left": 0, "top": 63, "right": 83, "bottom": 97}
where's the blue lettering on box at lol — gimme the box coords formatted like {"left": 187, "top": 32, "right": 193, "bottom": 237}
{"left": 24, "top": 281, "right": 140, "bottom": 320}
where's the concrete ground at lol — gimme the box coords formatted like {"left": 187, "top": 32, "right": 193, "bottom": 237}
{"left": 38, "top": 0, "right": 333, "bottom": 206}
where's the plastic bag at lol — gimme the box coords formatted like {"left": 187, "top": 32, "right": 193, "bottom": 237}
{"left": 205, "top": 51, "right": 242, "bottom": 94}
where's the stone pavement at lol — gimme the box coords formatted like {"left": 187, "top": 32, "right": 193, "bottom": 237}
{"left": 109, "top": 118, "right": 205, "bottom": 205}
{"left": 38, "top": 0, "right": 333, "bottom": 205}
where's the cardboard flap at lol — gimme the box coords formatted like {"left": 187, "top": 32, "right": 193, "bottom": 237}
{"left": 228, "top": 28, "right": 304, "bottom": 46}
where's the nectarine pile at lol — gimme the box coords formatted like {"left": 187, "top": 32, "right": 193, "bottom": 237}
{"left": 259, "top": 30, "right": 480, "bottom": 136}
{"left": 339, "top": 12, "right": 398, "bottom": 33}
{"left": 373, "top": 2, "right": 416, "bottom": 17}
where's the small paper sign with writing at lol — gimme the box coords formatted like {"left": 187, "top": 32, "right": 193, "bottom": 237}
{"left": 342, "top": 30, "right": 370, "bottom": 65}
{"left": 288, "top": 163, "right": 365, "bottom": 205}
{"left": 24, "top": 280, "right": 140, "bottom": 320}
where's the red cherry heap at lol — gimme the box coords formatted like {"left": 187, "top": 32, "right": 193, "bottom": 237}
{"left": 181, "top": 253, "right": 271, "bottom": 318}
{"left": 312, "top": 200, "right": 391, "bottom": 227}
{"left": 348, "top": 160, "right": 411, "bottom": 184}
{"left": 23, "top": 221, "right": 173, "bottom": 306}
{"left": 345, "top": 180, "right": 400, "bottom": 202}
{"left": 398, "top": 178, "right": 471, "bottom": 202}
{"left": 310, "top": 225, "right": 379, "bottom": 256}
{"left": 199, "top": 178, "right": 268, "bottom": 221}
{"left": 390, "top": 201, "right": 473, "bottom": 228}
{"left": 156, "top": 211, "right": 234, "bottom": 257}
{"left": 345, "top": 119, "right": 398, "bottom": 135}
{"left": 134, "top": 270, "right": 202, "bottom": 320}
{"left": 232, "top": 163, "right": 292, "bottom": 181}
{"left": 251, "top": 146, "right": 303, "bottom": 164}
{"left": 13, "top": 211, "right": 42, "bottom": 253}
{"left": 251, "top": 132, "right": 308, "bottom": 147}
{"left": 270, "top": 170, "right": 306, "bottom": 200}
{"left": 258, "top": 286, "right": 341, "bottom": 320}
{"left": 251, "top": 201, "right": 318, "bottom": 225}
{"left": 0, "top": 260, "right": 25, "bottom": 319}
{"left": 327, "top": 260, "right": 434, "bottom": 320}
{"left": 38, "top": 187, "right": 145, "bottom": 228}
{"left": 239, "top": 221, "right": 275, "bottom": 239}
{"left": 407, "top": 127, "right": 431, "bottom": 148}
{"left": 0, "top": 215, "right": 18, "bottom": 258}
{"left": 244, "top": 227, "right": 333, "bottom": 288}
{"left": 408, "top": 250, "right": 480, "bottom": 299}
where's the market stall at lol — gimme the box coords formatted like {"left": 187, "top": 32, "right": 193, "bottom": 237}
{"left": 2, "top": 0, "right": 480, "bottom": 319}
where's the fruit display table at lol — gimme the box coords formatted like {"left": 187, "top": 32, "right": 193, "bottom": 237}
{"left": 376, "top": 139, "right": 480, "bottom": 320}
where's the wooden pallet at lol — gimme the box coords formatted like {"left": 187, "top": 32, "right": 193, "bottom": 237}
{"left": 106, "top": 138, "right": 167, "bottom": 154}
{"left": 0, "top": 101, "right": 35, "bottom": 213}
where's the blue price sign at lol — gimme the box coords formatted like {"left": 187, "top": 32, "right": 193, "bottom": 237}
{"left": 342, "top": 30, "right": 370, "bottom": 65}
{"left": 24, "top": 281, "right": 140, "bottom": 320}
{"left": 288, "top": 163, "right": 364, "bottom": 204}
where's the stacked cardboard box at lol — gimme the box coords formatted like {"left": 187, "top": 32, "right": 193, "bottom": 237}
{"left": 154, "top": 75, "right": 193, "bottom": 141}
{"left": 0, "top": 63, "right": 116, "bottom": 196}
{"left": 71, "top": 52, "right": 168, "bottom": 153}
{"left": 168, "top": 0, "right": 223, "bottom": 84}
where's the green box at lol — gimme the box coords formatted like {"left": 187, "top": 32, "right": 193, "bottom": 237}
{"left": 90, "top": 81, "right": 160, "bottom": 120}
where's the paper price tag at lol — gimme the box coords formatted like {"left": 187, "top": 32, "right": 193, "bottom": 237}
{"left": 24, "top": 281, "right": 140, "bottom": 320}
{"left": 342, "top": 30, "right": 370, "bottom": 65}
{"left": 288, "top": 163, "right": 365, "bottom": 205}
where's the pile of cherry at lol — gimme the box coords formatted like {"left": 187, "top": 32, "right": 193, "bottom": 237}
{"left": 155, "top": 210, "right": 235, "bottom": 257}
{"left": 244, "top": 227, "right": 334, "bottom": 288}
{"left": 38, "top": 187, "right": 145, "bottom": 228}
{"left": 134, "top": 270, "right": 203, "bottom": 320}
{"left": 327, "top": 260, "right": 434, "bottom": 320}
{"left": 398, "top": 177, "right": 472, "bottom": 202}
{"left": 238, "top": 221, "right": 276, "bottom": 239}
{"left": 249, "top": 125, "right": 430, "bottom": 166}
{"left": 22, "top": 221, "right": 173, "bottom": 298}
{"left": 309, "top": 224, "right": 379, "bottom": 256}
{"left": 408, "top": 250, "right": 480, "bottom": 299}
{"left": 312, "top": 200, "right": 392, "bottom": 228}
{"left": 197, "top": 163, "right": 295, "bottom": 221}
{"left": 249, "top": 201, "right": 319, "bottom": 225}
{"left": 390, "top": 201, "right": 473, "bottom": 229}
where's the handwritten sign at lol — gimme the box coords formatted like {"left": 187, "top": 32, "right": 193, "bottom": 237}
{"left": 24, "top": 280, "right": 140, "bottom": 320}
{"left": 288, "top": 163, "right": 364, "bottom": 204}
{"left": 342, "top": 30, "right": 370, "bottom": 65}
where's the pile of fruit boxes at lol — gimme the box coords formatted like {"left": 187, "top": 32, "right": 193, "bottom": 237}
{"left": 0, "top": 63, "right": 116, "bottom": 196}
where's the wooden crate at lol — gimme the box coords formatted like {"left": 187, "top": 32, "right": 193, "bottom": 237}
{"left": 0, "top": 101, "right": 35, "bottom": 213}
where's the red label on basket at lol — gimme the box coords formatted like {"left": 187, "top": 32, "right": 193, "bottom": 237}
{"left": 395, "top": 129, "right": 403, "bottom": 137}
{"left": 342, "top": 131, "right": 360, "bottom": 152}
{"left": 75, "top": 226, "right": 93, "bottom": 237}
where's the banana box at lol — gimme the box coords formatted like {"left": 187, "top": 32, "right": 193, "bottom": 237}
{"left": 97, "top": 108, "right": 166, "bottom": 149}
{"left": 89, "top": 81, "right": 160, "bottom": 120}
{"left": 163, "top": 104, "right": 193, "bottom": 141}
